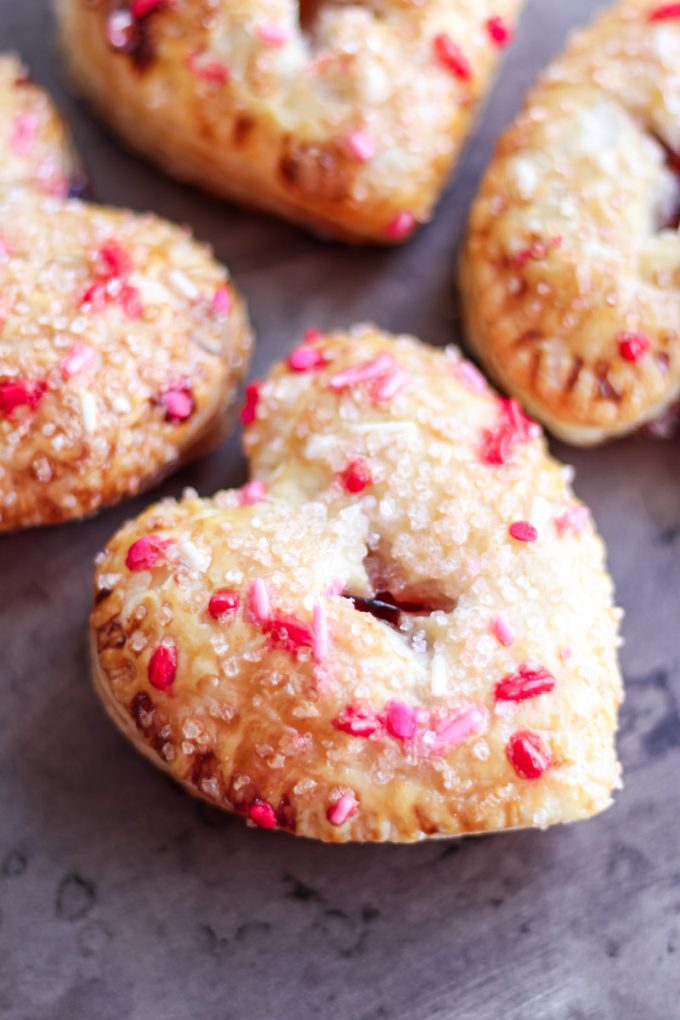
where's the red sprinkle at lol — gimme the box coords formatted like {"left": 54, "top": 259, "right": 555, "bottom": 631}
{"left": 148, "top": 640, "right": 177, "bottom": 691}
{"left": 303, "top": 328, "right": 323, "bottom": 344}
{"left": 506, "top": 730, "right": 552, "bottom": 780}
{"left": 125, "top": 534, "right": 171, "bottom": 571}
{"left": 158, "top": 383, "right": 194, "bottom": 423}
{"left": 340, "top": 459, "right": 373, "bottom": 494}
{"left": 287, "top": 345, "right": 326, "bottom": 372}
{"left": 212, "top": 286, "right": 232, "bottom": 316}
{"left": 433, "top": 33, "right": 472, "bottom": 81}
{"left": 98, "top": 239, "right": 132, "bottom": 279}
{"left": 130, "top": 0, "right": 165, "bottom": 17}
{"left": 485, "top": 16, "right": 513, "bottom": 46}
{"left": 249, "top": 799, "right": 277, "bottom": 829}
{"left": 383, "top": 700, "right": 419, "bottom": 741}
{"left": 649, "top": 4, "right": 680, "bottom": 19}
{"left": 208, "top": 589, "right": 240, "bottom": 620}
{"left": 509, "top": 520, "right": 538, "bottom": 543}
{"left": 481, "top": 398, "right": 540, "bottom": 466}
{"left": 264, "top": 613, "right": 314, "bottom": 654}
{"left": 0, "top": 378, "right": 46, "bottom": 418}
{"left": 386, "top": 210, "right": 417, "bottom": 240}
{"left": 186, "top": 52, "right": 230, "bottom": 84}
{"left": 240, "top": 382, "right": 260, "bottom": 425}
{"left": 333, "top": 704, "right": 380, "bottom": 738}
{"left": 61, "top": 343, "right": 94, "bottom": 380}
{"left": 618, "top": 331, "right": 651, "bottom": 362}
{"left": 495, "top": 664, "right": 556, "bottom": 702}
{"left": 510, "top": 236, "right": 562, "bottom": 267}
{"left": 327, "top": 793, "right": 358, "bottom": 826}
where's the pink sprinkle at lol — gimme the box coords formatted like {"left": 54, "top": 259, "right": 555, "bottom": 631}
{"left": 428, "top": 705, "right": 487, "bottom": 753}
{"left": 386, "top": 210, "right": 417, "bottom": 240}
{"left": 327, "top": 793, "right": 358, "bottom": 826}
{"left": 119, "top": 284, "right": 143, "bottom": 319}
{"left": 186, "top": 52, "right": 230, "bottom": 84}
{"left": 384, "top": 700, "right": 418, "bottom": 741}
{"left": 125, "top": 534, "right": 171, "bottom": 571}
{"left": 555, "top": 505, "right": 590, "bottom": 536}
{"left": 287, "top": 345, "right": 326, "bottom": 372}
{"left": 370, "top": 366, "right": 408, "bottom": 402}
{"left": 509, "top": 520, "right": 538, "bottom": 543}
{"left": 158, "top": 384, "right": 194, "bottom": 423}
{"left": 491, "top": 615, "right": 514, "bottom": 647}
{"left": 257, "top": 23, "right": 290, "bottom": 45}
{"left": 559, "top": 646, "right": 573, "bottom": 662}
{"left": 303, "top": 328, "right": 323, "bottom": 344}
{"left": 485, "top": 16, "right": 513, "bottom": 47}
{"left": 453, "top": 358, "right": 488, "bottom": 393}
{"left": 240, "top": 480, "right": 266, "bottom": 506}
{"left": 249, "top": 800, "right": 277, "bottom": 829}
{"left": 11, "top": 113, "right": 39, "bottom": 156}
{"left": 212, "top": 286, "right": 232, "bottom": 316}
{"left": 61, "top": 343, "right": 94, "bottom": 380}
{"left": 148, "top": 640, "right": 177, "bottom": 692}
{"left": 328, "top": 352, "right": 395, "bottom": 391}
{"left": 313, "top": 603, "right": 329, "bottom": 663}
{"left": 248, "top": 578, "right": 270, "bottom": 624}
{"left": 343, "top": 128, "right": 378, "bottom": 162}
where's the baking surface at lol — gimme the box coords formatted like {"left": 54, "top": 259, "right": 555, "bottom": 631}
{"left": 1, "top": 2, "right": 679, "bottom": 1018}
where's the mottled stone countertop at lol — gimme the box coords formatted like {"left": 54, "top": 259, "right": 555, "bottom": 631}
{"left": 1, "top": 2, "right": 679, "bottom": 1018}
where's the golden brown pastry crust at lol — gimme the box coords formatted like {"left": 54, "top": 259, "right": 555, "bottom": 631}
{"left": 461, "top": 0, "right": 680, "bottom": 444}
{"left": 56, "top": 0, "right": 524, "bottom": 243}
{"left": 91, "top": 326, "right": 623, "bottom": 843}
{"left": 0, "top": 55, "right": 251, "bottom": 531}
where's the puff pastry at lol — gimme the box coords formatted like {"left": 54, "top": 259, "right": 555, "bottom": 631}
{"left": 91, "top": 326, "right": 623, "bottom": 843}
{"left": 56, "top": 0, "right": 524, "bottom": 243}
{"left": 461, "top": 0, "right": 680, "bottom": 444}
{"left": 0, "top": 55, "right": 251, "bottom": 531}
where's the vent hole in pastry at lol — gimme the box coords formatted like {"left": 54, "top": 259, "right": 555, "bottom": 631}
{"left": 343, "top": 551, "right": 457, "bottom": 628}
{"left": 652, "top": 134, "right": 680, "bottom": 231}
{"left": 298, "top": 0, "right": 325, "bottom": 33}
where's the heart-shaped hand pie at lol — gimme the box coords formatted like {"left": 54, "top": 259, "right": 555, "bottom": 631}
{"left": 56, "top": 0, "right": 524, "bottom": 243}
{"left": 91, "top": 326, "right": 622, "bottom": 843}
{"left": 0, "top": 55, "right": 251, "bottom": 531}
{"left": 461, "top": 0, "right": 680, "bottom": 444}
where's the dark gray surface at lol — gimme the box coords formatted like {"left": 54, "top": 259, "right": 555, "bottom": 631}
{"left": 2, "top": 2, "right": 680, "bottom": 1018}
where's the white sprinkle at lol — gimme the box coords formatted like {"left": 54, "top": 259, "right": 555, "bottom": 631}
{"left": 430, "top": 653, "right": 448, "bottom": 696}
{"left": 79, "top": 390, "right": 98, "bottom": 434}
{"left": 168, "top": 269, "right": 199, "bottom": 300}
